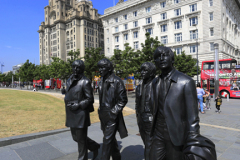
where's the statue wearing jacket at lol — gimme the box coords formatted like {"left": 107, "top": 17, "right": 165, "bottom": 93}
{"left": 62, "top": 60, "right": 100, "bottom": 160}
{"left": 135, "top": 62, "right": 156, "bottom": 160}
{"left": 149, "top": 46, "right": 216, "bottom": 160}
{"left": 97, "top": 59, "right": 128, "bottom": 160}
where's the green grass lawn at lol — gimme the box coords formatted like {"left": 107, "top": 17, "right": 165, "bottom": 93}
{"left": 0, "top": 90, "right": 67, "bottom": 138}
{"left": 0, "top": 89, "right": 134, "bottom": 138}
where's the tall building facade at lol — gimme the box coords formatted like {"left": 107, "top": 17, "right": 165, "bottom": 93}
{"left": 101, "top": 0, "right": 240, "bottom": 66}
{"left": 38, "top": 0, "right": 104, "bottom": 65}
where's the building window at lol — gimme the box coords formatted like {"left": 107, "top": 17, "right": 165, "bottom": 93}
{"left": 175, "top": 21, "right": 182, "bottom": 29}
{"left": 108, "top": 48, "right": 110, "bottom": 53}
{"left": 133, "top": 11, "right": 137, "bottom": 17}
{"left": 124, "top": 14, "right": 127, "bottom": 20}
{"left": 115, "top": 36, "right": 119, "bottom": 42}
{"left": 175, "top": 47, "right": 182, "bottom": 54}
{"left": 146, "top": 28, "right": 153, "bottom": 35}
{"left": 174, "top": 0, "right": 180, "bottom": 4}
{"left": 133, "top": 21, "right": 138, "bottom": 27}
{"left": 115, "top": 45, "right": 119, "bottom": 50}
{"left": 190, "top": 45, "right": 197, "bottom": 53}
{"left": 189, "top": 17, "right": 198, "bottom": 26}
{"left": 210, "top": 42, "right": 214, "bottom": 51}
{"left": 146, "top": 7, "right": 151, "bottom": 13}
{"left": 161, "top": 13, "right": 167, "bottom": 20}
{"left": 161, "top": 2, "right": 166, "bottom": 8}
{"left": 174, "top": 9, "right": 181, "bottom": 16}
{"left": 146, "top": 17, "right": 152, "bottom": 24}
{"left": 209, "top": 0, "right": 213, "bottom": 6}
{"left": 190, "top": 4, "right": 197, "bottom": 12}
{"left": 175, "top": 33, "right": 182, "bottom": 42}
{"left": 115, "top": 18, "right": 118, "bottom": 22}
{"left": 115, "top": 27, "right": 119, "bottom": 33}
{"left": 124, "top": 34, "right": 128, "bottom": 41}
{"left": 209, "top": 12, "right": 213, "bottom": 21}
{"left": 210, "top": 28, "right": 214, "bottom": 36}
{"left": 161, "top": 36, "right": 168, "bottom": 45}
{"left": 124, "top": 24, "right": 128, "bottom": 30}
{"left": 190, "top": 30, "right": 198, "bottom": 39}
{"left": 74, "top": 28, "right": 75, "bottom": 33}
{"left": 107, "top": 29, "right": 109, "bottom": 33}
{"left": 161, "top": 24, "right": 167, "bottom": 32}
{"left": 134, "top": 41, "right": 139, "bottom": 49}
{"left": 134, "top": 31, "right": 138, "bottom": 38}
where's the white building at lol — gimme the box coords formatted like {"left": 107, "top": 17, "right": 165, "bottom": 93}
{"left": 38, "top": 0, "right": 104, "bottom": 65}
{"left": 12, "top": 63, "right": 24, "bottom": 74}
{"left": 101, "top": 0, "right": 240, "bottom": 66}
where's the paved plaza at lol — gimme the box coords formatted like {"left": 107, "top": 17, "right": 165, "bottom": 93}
{"left": 0, "top": 89, "right": 240, "bottom": 160}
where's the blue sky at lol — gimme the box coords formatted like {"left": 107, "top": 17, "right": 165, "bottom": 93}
{"left": 0, "top": 0, "right": 119, "bottom": 73}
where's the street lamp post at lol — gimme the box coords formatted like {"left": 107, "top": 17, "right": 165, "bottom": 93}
{"left": 214, "top": 43, "right": 219, "bottom": 98}
{"left": 192, "top": 24, "right": 199, "bottom": 83}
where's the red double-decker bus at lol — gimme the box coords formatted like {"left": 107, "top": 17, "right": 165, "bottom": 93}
{"left": 201, "top": 59, "right": 240, "bottom": 98}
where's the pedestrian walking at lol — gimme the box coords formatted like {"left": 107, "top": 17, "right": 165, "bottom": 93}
{"left": 204, "top": 89, "right": 211, "bottom": 110}
{"left": 215, "top": 94, "right": 222, "bottom": 113}
{"left": 196, "top": 83, "right": 205, "bottom": 114}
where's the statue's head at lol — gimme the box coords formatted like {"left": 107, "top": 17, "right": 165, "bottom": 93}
{"left": 72, "top": 60, "right": 85, "bottom": 76}
{"left": 97, "top": 58, "right": 113, "bottom": 78}
{"left": 153, "top": 46, "right": 174, "bottom": 70}
{"left": 140, "top": 62, "right": 156, "bottom": 81}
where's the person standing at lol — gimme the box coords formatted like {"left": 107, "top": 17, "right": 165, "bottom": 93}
{"left": 149, "top": 46, "right": 216, "bottom": 160}
{"left": 135, "top": 62, "right": 156, "bottom": 160}
{"left": 62, "top": 60, "right": 100, "bottom": 160}
{"left": 215, "top": 94, "right": 222, "bottom": 113}
{"left": 197, "top": 83, "right": 205, "bottom": 114}
{"left": 97, "top": 59, "right": 128, "bottom": 160}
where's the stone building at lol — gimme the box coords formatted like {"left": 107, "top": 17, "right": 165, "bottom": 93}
{"left": 38, "top": 0, "right": 104, "bottom": 65}
{"left": 101, "top": 0, "right": 240, "bottom": 67}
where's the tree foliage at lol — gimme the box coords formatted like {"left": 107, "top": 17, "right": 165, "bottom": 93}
{"left": 19, "top": 60, "right": 36, "bottom": 82}
{"left": 84, "top": 47, "right": 105, "bottom": 80}
{"left": 140, "top": 32, "right": 163, "bottom": 64}
{"left": 111, "top": 43, "right": 139, "bottom": 79}
{"left": 174, "top": 51, "right": 200, "bottom": 77}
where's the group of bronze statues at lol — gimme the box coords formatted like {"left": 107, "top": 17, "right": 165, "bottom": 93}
{"left": 62, "top": 46, "right": 217, "bottom": 160}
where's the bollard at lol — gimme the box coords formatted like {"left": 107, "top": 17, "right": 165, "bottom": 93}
{"left": 227, "top": 94, "right": 229, "bottom": 101}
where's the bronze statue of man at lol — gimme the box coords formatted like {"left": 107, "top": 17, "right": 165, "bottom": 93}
{"left": 97, "top": 58, "right": 128, "bottom": 160}
{"left": 135, "top": 62, "right": 156, "bottom": 160}
{"left": 62, "top": 60, "right": 100, "bottom": 160}
{"left": 149, "top": 46, "right": 216, "bottom": 160}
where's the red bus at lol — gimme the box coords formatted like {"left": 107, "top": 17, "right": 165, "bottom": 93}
{"left": 201, "top": 59, "right": 240, "bottom": 98}
{"left": 44, "top": 78, "right": 62, "bottom": 89}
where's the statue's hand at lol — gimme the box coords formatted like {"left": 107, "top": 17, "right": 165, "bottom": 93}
{"left": 69, "top": 103, "right": 79, "bottom": 111}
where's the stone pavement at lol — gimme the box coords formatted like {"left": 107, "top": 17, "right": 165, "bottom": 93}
{"left": 0, "top": 89, "right": 240, "bottom": 160}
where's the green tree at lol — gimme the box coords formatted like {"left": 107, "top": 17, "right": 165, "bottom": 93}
{"left": 4, "top": 71, "right": 14, "bottom": 84}
{"left": 111, "top": 43, "right": 140, "bottom": 93}
{"left": 140, "top": 32, "right": 163, "bottom": 64}
{"left": 19, "top": 60, "right": 36, "bottom": 82}
{"left": 174, "top": 51, "right": 200, "bottom": 77}
{"left": 84, "top": 47, "right": 105, "bottom": 80}
{"left": 49, "top": 57, "right": 67, "bottom": 79}
{"left": 111, "top": 48, "right": 124, "bottom": 78}
{"left": 0, "top": 73, "right": 6, "bottom": 82}
{"left": 33, "top": 64, "right": 50, "bottom": 81}
{"left": 64, "top": 50, "right": 82, "bottom": 80}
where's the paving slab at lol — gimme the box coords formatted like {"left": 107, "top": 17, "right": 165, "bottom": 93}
{"left": 15, "top": 142, "right": 65, "bottom": 160}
